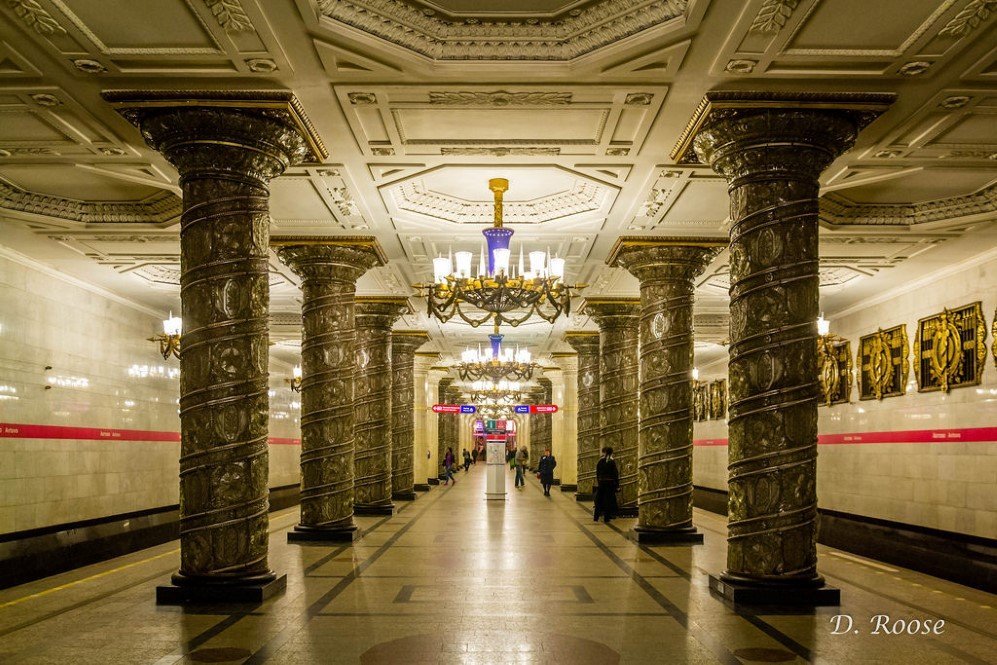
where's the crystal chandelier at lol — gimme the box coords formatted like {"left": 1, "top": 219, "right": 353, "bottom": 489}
{"left": 466, "top": 379, "right": 525, "bottom": 404}
{"left": 417, "top": 178, "right": 583, "bottom": 327}
{"left": 456, "top": 327, "right": 538, "bottom": 382}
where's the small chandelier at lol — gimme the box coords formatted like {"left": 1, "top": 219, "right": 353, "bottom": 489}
{"left": 416, "top": 178, "right": 583, "bottom": 327}
{"left": 149, "top": 312, "right": 181, "bottom": 360}
{"left": 456, "top": 328, "right": 538, "bottom": 382}
{"left": 466, "top": 379, "right": 525, "bottom": 404}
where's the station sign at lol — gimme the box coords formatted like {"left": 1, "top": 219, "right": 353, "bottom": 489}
{"left": 432, "top": 404, "right": 478, "bottom": 414}
{"left": 513, "top": 404, "right": 559, "bottom": 414}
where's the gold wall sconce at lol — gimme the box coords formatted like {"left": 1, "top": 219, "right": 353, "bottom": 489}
{"left": 149, "top": 312, "right": 181, "bottom": 360}
{"left": 288, "top": 365, "right": 302, "bottom": 392}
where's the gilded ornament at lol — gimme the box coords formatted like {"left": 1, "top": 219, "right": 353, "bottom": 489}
{"left": 817, "top": 335, "right": 852, "bottom": 406}
{"left": 859, "top": 325, "right": 907, "bottom": 400}
{"left": 992, "top": 306, "right": 996, "bottom": 370}
{"left": 915, "top": 302, "right": 986, "bottom": 393}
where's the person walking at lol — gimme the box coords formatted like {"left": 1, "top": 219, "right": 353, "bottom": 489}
{"left": 537, "top": 449, "right": 557, "bottom": 496}
{"left": 593, "top": 446, "right": 619, "bottom": 523}
{"left": 443, "top": 447, "right": 456, "bottom": 485}
{"left": 462, "top": 448, "right": 471, "bottom": 472}
{"left": 471, "top": 447, "right": 479, "bottom": 465}
{"left": 514, "top": 445, "right": 529, "bottom": 489}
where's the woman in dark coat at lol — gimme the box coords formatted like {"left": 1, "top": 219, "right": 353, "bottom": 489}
{"left": 593, "top": 446, "right": 619, "bottom": 523}
{"left": 537, "top": 449, "right": 557, "bottom": 496}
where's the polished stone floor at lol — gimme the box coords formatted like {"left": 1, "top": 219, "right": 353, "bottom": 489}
{"left": 0, "top": 465, "right": 993, "bottom": 664}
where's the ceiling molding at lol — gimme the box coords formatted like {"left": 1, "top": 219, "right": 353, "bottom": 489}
{"left": 316, "top": 0, "right": 690, "bottom": 61}
{"left": 0, "top": 178, "right": 181, "bottom": 225}
{"left": 820, "top": 183, "right": 997, "bottom": 227}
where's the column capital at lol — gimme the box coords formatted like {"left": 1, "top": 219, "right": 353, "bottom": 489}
{"left": 608, "top": 236, "right": 726, "bottom": 283}
{"left": 272, "top": 236, "right": 387, "bottom": 284}
{"left": 670, "top": 90, "right": 895, "bottom": 169}
{"left": 582, "top": 298, "right": 640, "bottom": 328}
{"left": 564, "top": 331, "right": 600, "bottom": 356}
{"left": 391, "top": 331, "right": 431, "bottom": 356}
{"left": 104, "top": 90, "right": 327, "bottom": 179}
{"left": 355, "top": 297, "right": 412, "bottom": 330}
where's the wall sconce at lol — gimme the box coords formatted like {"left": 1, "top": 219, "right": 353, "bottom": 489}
{"left": 149, "top": 312, "right": 181, "bottom": 360}
{"left": 288, "top": 365, "right": 302, "bottom": 393}
{"left": 817, "top": 312, "right": 830, "bottom": 337}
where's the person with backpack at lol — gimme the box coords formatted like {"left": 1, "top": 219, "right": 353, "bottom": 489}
{"left": 442, "top": 447, "right": 456, "bottom": 485}
{"left": 514, "top": 445, "right": 529, "bottom": 489}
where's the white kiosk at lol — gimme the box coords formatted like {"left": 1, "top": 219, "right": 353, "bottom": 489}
{"left": 485, "top": 437, "right": 506, "bottom": 500}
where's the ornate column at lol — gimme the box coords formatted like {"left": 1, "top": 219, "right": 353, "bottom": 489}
{"left": 436, "top": 378, "right": 454, "bottom": 480}
{"left": 674, "top": 90, "right": 894, "bottom": 605}
{"left": 391, "top": 331, "right": 429, "bottom": 500}
{"left": 104, "top": 91, "right": 326, "bottom": 604}
{"left": 426, "top": 368, "right": 446, "bottom": 485}
{"left": 564, "top": 332, "right": 600, "bottom": 501}
{"left": 584, "top": 299, "right": 641, "bottom": 515}
{"left": 444, "top": 384, "right": 462, "bottom": 467}
{"left": 552, "top": 354, "right": 578, "bottom": 492}
{"left": 528, "top": 386, "right": 545, "bottom": 468}
{"left": 546, "top": 367, "right": 565, "bottom": 485}
{"left": 353, "top": 297, "right": 410, "bottom": 515}
{"left": 610, "top": 237, "right": 725, "bottom": 544}
{"left": 412, "top": 353, "right": 438, "bottom": 491}
{"left": 273, "top": 238, "right": 385, "bottom": 543}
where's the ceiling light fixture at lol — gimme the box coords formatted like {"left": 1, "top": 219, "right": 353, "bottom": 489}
{"left": 456, "top": 326, "right": 538, "bottom": 382}
{"left": 416, "top": 178, "right": 584, "bottom": 327}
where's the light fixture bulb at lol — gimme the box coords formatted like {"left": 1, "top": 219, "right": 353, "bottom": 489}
{"left": 163, "top": 313, "right": 182, "bottom": 337}
{"left": 691, "top": 367, "right": 700, "bottom": 381}
{"left": 817, "top": 313, "right": 830, "bottom": 336}
{"left": 292, "top": 365, "right": 302, "bottom": 379}
{"left": 454, "top": 251, "right": 473, "bottom": 278}
{"left": 492, "top": 248, "right": 511, "bottom": 275}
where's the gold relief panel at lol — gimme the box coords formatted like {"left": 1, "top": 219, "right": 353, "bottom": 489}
{"left": 992, "top": 306, "right": 996, "bottom": 370}
{"left": 818, "top": 336, "right": 852, "bottom": 408}
{"left": 858, "top": 325, "right": 909, "bottom": 401}
{"left": 692, "top": 381, "right": 710, "bottom": 422}
{"left": 914, "top": 302, "right": 987, "bottom": 393}
{"left": 709, "top": 380, "right": 727, "bottom": 420}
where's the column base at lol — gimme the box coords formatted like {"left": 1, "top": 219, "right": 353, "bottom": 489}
{"left": 552, "top": 479, "right": 562, "bottom": 486}
{"left": 708, "top": 574, "right": 840, "bottom": 607}
{"left": 428, "top": 478, "right": 440, "bottom": 486}
{"left": 156, "top": 572, "right": 286, "bottom": 605}
{"left": 392, "top": 491, "right": 417, "bottom": 501}
{"left": 630, "top": 526, "right": 703, "bottom": 545}
{"left": 413, "top": 483, "right": 431, "bottom": 492}
{"left": 575, "top": 493, "right": 593, "bottom": 502}
{"left": 559, "top": 484, "right": 577, "bottom": 492}
{"left": 616, "top": 504, "right": 639, "bottom": 518}
{"left": 287, "top": 524, "right": 358, "bottom": 543}
{"left": 354, "top": 503, "right": 394, "bottom": 516}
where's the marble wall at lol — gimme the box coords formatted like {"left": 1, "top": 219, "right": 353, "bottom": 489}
{"left": 693, "top": 254, "right": 997, "bottom": 539}
{"left": 0, "top": 251, "right": 301, "bottom": 535}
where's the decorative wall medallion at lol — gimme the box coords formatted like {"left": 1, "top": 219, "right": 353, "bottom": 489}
{"left": 29, "top": 93, "right": 61, "bottom": 106}
{"left": 858, "top": 325, "right": 908, "bottom": 400}
{"left": 914, "top": 302, "right": 986, "bottom": 393}
{"left": 709, "top": 379, "right": 727, "bottom": 420}
{"left": 348, "top": 92, "right": 378, "bottom": 105}
{"left": 725, "top": 59, "right": 757, "bottom": 74}
{"left": 817, "top": 336, "right": 852, "bottom": 407}
{"left": 246, "top": 58, "right": 277, "bottom": 73}
{"left": 651, "top": 312, "right": 666, "bottom": 339}
{"left": 624, "top": 92, "right": 654, "bottom": 106}
{"left": 939, "top": 95, "right": 971, "bottom": 109}
{"left": 605, "top": 148, "right": 630, "bottom": 156}
{"left": 898, "top": 61, "right": 932, "bottom": 77}
{"left": 582, "top": 371, "right": 594, "bottom": 388}
{"left": 992, "top": 306, "right": 996, "bottom": 369}
{"left": 358, "top": 348, "right": 371, "bottom": 370}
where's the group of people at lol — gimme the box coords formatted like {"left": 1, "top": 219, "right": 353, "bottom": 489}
{"left": 443, "top": 443, "right": 622, "bottom": 523}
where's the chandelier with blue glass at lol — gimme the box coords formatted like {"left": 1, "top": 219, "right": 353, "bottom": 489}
{"left": 456, "top": 328, "right": 538, "bottom": 382}
{"left": 417, "top": 178, "right": 582, "bottom": 327}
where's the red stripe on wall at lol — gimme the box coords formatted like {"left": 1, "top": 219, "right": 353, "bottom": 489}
{"left": 0, "top": 423, "right": 300, "bottom": 446}
{"left": 694, "top": 426, "right": 997, "bottom": 447}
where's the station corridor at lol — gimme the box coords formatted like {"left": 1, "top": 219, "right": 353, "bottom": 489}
{"left": 0, "top": 466, "right": 992, "bottom": 665}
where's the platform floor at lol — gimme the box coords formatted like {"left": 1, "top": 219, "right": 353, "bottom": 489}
{"left": 0, "top": 465, "right": 993, "bottom": 664}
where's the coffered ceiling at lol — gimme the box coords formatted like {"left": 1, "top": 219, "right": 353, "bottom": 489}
{"left": 0, "top": 0, "right": 995, "bottom": 369}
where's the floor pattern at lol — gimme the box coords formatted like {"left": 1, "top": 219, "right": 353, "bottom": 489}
{"left": 0, "top": 465, "right": 993, "bottom": 664}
